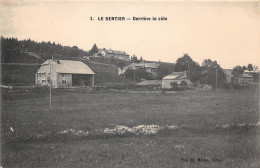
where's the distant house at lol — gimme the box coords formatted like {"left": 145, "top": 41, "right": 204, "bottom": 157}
{"left": 223, "top": 69, "right": 253, "bottom": 84}
{"left": 36, "top": 59, "right": 95, "bottom": 88}
{"left": 238, "top": 73, "right": 253, "bottom": 84}
{"left": 94, "top": 48, "right": 130, "bottom": 60}
{"left": 162, "top": 71, "right": 192, "bottom": 89}
{"left": 118, "top": 62, "right": 159, "bottom": 76}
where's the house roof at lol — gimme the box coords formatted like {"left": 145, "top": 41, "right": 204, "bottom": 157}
{"left": 136, "top": 80, "right": 162, "bottom": 86}
{"left": 41, "top": 59, "right": 95, "bottom": 75}
{"left": 244, "top": 70, "right": 252, "bottom": 73}
{"left": 162, "top": 71, "right": 188, "bottom": 80}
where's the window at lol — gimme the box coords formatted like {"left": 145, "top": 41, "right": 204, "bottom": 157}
{"left": 42, "top": 73, "right": 46, "bottom": 77}
{"left": 42, "top": 80, "right": 46, "bottom": 85}
{"left": 38, "top": 73, "right": 41, "bottom": 77}
{"left": 62, "top": 80, "right": 67, "bottom": 85}
{"left": 62, "top": 74, "right": 67, "bottom": 78}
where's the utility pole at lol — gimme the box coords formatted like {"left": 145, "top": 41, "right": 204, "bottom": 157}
{"left": 134, "top": 69, "right": 136, "bottom": 88}
{"left": 215, "top": 69, "right": 218, "bottom": 93}
{"left": 49, "top": 59, "right": 52, "bottom": 110}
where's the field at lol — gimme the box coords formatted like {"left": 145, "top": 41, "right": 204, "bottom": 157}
{"left": 1, "top": 87, "right": 259, "bottom": 168}
{"left": 1, "top": 61, "right": 119, "bottom": 86}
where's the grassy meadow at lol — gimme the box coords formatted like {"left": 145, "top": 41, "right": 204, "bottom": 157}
{"left": 1, "top": 86, "right": 259, "bottom": 168}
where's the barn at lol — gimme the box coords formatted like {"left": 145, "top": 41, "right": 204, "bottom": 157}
{"left": 36, "top": 59, "right": 95, "bottom": 88}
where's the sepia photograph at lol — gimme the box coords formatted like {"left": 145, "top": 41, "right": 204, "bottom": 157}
{"left": 0, "top": 0, "right": 259, "bottom": 167}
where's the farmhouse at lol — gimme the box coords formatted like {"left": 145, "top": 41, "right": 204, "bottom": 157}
{"left": 36, "top": 59, "right": 95, "bottom": 88}
{"left": 118, "top": 62, "right": 159, "bottom": 76}
{"left": 162, "top": 71, "right": 192, "bottom": 89}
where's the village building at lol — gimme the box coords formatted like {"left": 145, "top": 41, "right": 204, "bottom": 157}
{"left": 118, "top": 62, "right": 159, "bottom": 76}
{"left": 94, "top": 48, "right": 130, "bottom": 60}
{"left": 238, "top": 73, "right": 253, "bottom": 84}
{"left": 223, "top": 69, "right": 254, "bottom": 84}
{"left": 36, "top": 59, "right": 95, "bottom": 88}
{"left": 162, "top": 71, "right": 192, "bottom": 89}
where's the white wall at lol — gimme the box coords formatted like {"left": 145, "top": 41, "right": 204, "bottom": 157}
{"left": 35, "top": 63, "right": 57, "bottom": 88}
{"left": 162, "top": 79, "right": 192, "bottom": 89}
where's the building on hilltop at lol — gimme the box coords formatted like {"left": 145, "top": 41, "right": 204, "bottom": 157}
{"left": 93, "top": 48, "right": 130, "bottom": 60}
{"left": 36, "top": 59, "right": 95, "bottom": 88}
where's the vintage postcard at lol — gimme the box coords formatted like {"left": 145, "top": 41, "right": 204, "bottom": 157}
{"left": 0, "top": 0, "right": 259, "bottom": 167}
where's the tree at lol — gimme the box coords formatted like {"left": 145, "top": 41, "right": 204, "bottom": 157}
{"left": 125, "top": 68, "right": 152, "bottom": 80}
{"left": 156, "top": 66, "right": 169, "bottom": 79}
{"left": 117, "top": 61, "right": 126, "bottom": 70}
{"left": 131, "top": 55, "right": 139, "bottom": 63}
{"left": 170, "top": 81, "right": 178, "bottom": 90}
{"left": 135, "top": 67, "right": 153, "bottom": 80}
{"left": 180, "top": 80, "right": 188, "bottom": 89}
{"left": 200, "top": 59, "right": 226, "bottom": 88}
{"left": 89, "top": 44, "right": 98, "bottom": 56}
{"left": 71, "top": 46, "right": 79, "bottom": 57}
{"left": 242, "top": 66, "right": 247, "bottom": 71}
{"left": 140, "top": 56, "right": 143, "bottom": 62}
{"left": 175, "top": 54, "right": 194, "bottom": 72}
{"left": 248, "top": 64, "right": 253, "bottom": 71}
{"left": 186, "top": 62, "right": 201, "bottom": 83}
{"left": 125, "top": 69, "right": 134, "bottom": 79}
{"left": 175, "top": 54, "right": 201, "bottom": 84}
{"left": 202, "top": 59, "right": 219, "bottom": 69}
{"left": 232, "top": 65, "right": 244, "bottom": 83}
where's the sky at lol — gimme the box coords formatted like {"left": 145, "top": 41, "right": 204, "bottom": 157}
{"left": 1, "top": 0, "right": 260, "bottom": 69}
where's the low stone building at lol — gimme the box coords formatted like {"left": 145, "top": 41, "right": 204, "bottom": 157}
{"left": 162, "top": 71, "right": 192, "bottom": 89}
